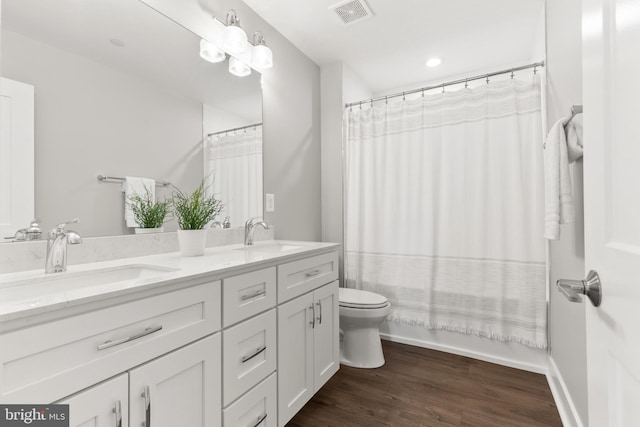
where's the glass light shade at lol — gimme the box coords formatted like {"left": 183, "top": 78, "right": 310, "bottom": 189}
{"left": 229, "top": 57, "right": 251, "bottom": 77}
{"left": 251, "top": 44, "right": 273, "bottom": 70}
{"left": 199, "top": 39, "right": 225, "bottom": 63}
{"left": 222, "top": 25, "right": 248, "bottom": 55}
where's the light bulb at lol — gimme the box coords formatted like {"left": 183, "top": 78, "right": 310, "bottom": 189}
{"left": 229, "top": 57, "right": 251, "bottom": 77}
{"left": 199, "top": 39, "right": 225, "bottom": 63}
{"left": 251, "top": 44, "right": 273, "bottom": 70}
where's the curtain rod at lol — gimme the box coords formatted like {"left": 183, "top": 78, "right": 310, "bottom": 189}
{"left": 344, "top": 61, "right": 545, "bottom": 109}
{"left": 207, "top": 122, "right": 263, "bottom": 137}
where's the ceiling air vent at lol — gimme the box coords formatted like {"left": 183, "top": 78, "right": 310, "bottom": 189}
{"left": 330, "top": 0, "right": 374, "bottom": 26}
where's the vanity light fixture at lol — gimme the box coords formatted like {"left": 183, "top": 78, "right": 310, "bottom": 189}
{"left": 250, "top": 32, "right": 273, "bottom": 70}
{"left": 222, "top": 10, "right": 248, "bottom": 55}
{"left": 199, "top": 39, "right": 225, "bottom": 63}
{"left": 229, "top": 56, "right": 251, "bottom": 77}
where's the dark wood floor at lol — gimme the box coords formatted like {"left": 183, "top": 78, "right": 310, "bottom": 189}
{"left": 287, "top": 341, "right": 562, "bottom": 427}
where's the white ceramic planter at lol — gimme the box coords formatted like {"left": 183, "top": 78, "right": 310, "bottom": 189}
{"left": 135, "top": 227, "right": 164, "bottom": 234}
{"left": 177, "top": 229, "right": 207, "bottom": 256}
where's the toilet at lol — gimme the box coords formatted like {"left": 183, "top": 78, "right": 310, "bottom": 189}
{"left": 339, "top": 287, "right": 391, "bottom": 369}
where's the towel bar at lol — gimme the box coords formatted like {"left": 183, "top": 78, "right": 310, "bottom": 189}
{"left": 97, "top": 174, "right": 171, "bottom": 187}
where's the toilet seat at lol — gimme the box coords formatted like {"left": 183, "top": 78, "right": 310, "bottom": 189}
{"left": 339, "top": 288, "right": 389, "bottom": 309}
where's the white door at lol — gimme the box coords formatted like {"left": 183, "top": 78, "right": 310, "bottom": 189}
{"left": 277, "top": 292, "right": 314, "bottom": 426}
{"left": 313, "top": 281, "right": 340, "bottom": 391}
{"left": 129, "top": 334, "right": 221, "bottom": 427}
{"left": 59, "top": 374, "right": 128, "bottom": 427}
{"left": 583, "top": 0, "right": 640, "bottom": 424}
{"left": 0, "top": 77, "right": 34, "bottom": 237}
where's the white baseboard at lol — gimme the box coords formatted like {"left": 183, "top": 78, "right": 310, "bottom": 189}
{"left": 380, "top": 332, "right": 547, "bottom": 374}
{"left": 546, "top": 356, "right": 584, "bottom": 427}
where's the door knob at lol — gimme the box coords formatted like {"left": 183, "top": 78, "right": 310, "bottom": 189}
{"left": 556, "top": 270, "right": 602, "bottom": 307}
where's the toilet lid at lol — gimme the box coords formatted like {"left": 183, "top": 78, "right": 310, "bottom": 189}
{"left": 339, "top": 288, "right": 389, "bottom": 309}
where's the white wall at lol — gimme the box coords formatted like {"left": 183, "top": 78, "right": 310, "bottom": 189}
{"left": 1, "top": 29, "right": 203, "bottom": 237}
{"left": 320, "top": 62, "right": 372, "bottom": 284}
{"left": 545, "top": 0, "right": 588, "bottom": 425}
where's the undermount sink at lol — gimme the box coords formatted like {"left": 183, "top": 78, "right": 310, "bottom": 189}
{"left": 0, "top": 264, "right": 179, "bottom": 299}
{"left": 234, "top": 242, "right": 305, "bottom": 254}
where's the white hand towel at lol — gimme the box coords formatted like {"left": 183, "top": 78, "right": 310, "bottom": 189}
{"left": 543, "top": 118, "right": 583, "bottom": 240}
{"left": 122, "top": 176, "right": 156, "bottom": 227}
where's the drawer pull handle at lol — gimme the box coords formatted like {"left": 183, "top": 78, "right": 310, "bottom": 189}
{"left": 316, "top": 300, "right": 322, "bottom": 325}
{"left": 305, "top": 269, "right": 321, "bottom": 277}
{"left": 113, "top": 400, "right": 122, "bottom": 427}
{"left": 242, "top": 345, "right": 267, "bottom": 363}
{"left": 241, "top": 289, "right": 266, "bottom": 301}
{"left": 97, "top": 325, "right": 163, "bottom": 351}
{"left": 251, "top": 413, "right": 267, "bottom": 427}
{"left": 142, "top": 386, "right": 151, "bottom": 427}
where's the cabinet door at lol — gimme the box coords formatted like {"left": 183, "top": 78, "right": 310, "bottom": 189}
{"left": 277, "top": 292, "right": 314, "bottom": 426}
{"left": 60, "top": 374, "right": 128, "bottom": 427}
{"left": 313, "top": 281, "right": 340, "bottom": 391}
{"left": 129, "top": 333, "right": 221, "bottom": 427}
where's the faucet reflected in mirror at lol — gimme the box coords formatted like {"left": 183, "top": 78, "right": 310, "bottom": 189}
{"left": 45, "top": 219, "right": 83, "bottom": 274}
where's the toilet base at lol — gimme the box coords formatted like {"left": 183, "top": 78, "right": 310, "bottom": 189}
{"left": 339, "top": 326, "right": 386, "bottom": 369}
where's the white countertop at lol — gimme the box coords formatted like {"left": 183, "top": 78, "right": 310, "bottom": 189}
{"left": 0, "top": 240, "right": 340, "bottom": 324}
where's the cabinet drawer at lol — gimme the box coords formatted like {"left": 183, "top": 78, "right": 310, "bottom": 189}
{"left": 223, "top": 373, "right": 277, "bottom": 427}
{"left": 0, "top": 281, "right": 221, "bottom": 404}
{"left": 223, "top": 309, "right": 276, "bottom": 406}
{"left": 277, "top": 252, "right": 338, "bottom": 303}
{"left": 223, "top": 267, "right": 276, "bottom": 327}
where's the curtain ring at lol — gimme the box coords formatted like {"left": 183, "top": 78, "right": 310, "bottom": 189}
{"left": 486, "top": 74, "right": 490, "bottom": 84}
{"left": 442, "top": 84, "right": 445, "bottom": 94}
{"left": 385, "top": 96, "right": 388, "bottom": 105}
{"left": 464, "top": 79, "right": 468, "bottom": 88}
{"left": 370, "top": 99, "right": 373, "bottom": 108}
{"left": 359, "top": 101, "right": 362, "bottom": 110}
{"left": 421, "top": 89, "right": 425, "bottom": 97}
{"left": 349, "top": 104, "right": 353, "bottom": 112}
{"left": 533, "top": 65, "right": 538, "bottom": 75}
{"left": 402, "top": 92, "right": 406, "bottom": 101}
{"left": 510, "top": 69, "right": 515, "bottom": 79}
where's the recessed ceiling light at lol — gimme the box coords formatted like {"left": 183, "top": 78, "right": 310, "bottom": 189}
{"left": 426, "top": 57, "right": 442, "bottom": 68}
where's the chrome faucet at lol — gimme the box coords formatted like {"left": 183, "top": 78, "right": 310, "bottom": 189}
{"left": 45, "top": 219, "right": 82, "bottom": 274}
{"left": 244, "top": 217, "right": 270, "bottom": 245}
{"left": 5, "top": 219, "right": 43, "bottom": 241}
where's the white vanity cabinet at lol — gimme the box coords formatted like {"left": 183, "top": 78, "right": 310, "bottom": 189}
{"left": 60, "top": 374, "right": 129, "bottom": 427}
{"left": 0, "top": 242, "right": 341, "bottom": 427}
{"left": 0, "top": 277, "right": 222, "bottom": 426}
{"left": 277, "top": 253, "right": 340, "bottom": 426}
{"left": 59, "top": 334, "right": 220, "bottom": 427}
{"left": 129, "top": 333, "right": 221, "bottom": 427}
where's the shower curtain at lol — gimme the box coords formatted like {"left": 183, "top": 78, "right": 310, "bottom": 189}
{"left": 204, "top": 126, "right": 263, "bottom": 227}
{"left": 344, "top": 77, "right": 547, "bottom": 348}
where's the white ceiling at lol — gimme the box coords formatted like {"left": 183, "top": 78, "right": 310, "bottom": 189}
{"left": 242, "top": 0, "right": 545, "bottom": 93}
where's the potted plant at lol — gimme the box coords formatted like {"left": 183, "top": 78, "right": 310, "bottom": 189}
{"left": 128, "top": 188, "right": 170, "bottom": 234}
{"left": 172, "top": 182, "right": 222, "bottom": 256}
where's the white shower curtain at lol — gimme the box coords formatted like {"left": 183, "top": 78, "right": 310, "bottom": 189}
{"left": 204, "top": 126, "right": 263, "bottom": 227}
{"left": 344, "top": 77, "right": 547, "bottom": 348}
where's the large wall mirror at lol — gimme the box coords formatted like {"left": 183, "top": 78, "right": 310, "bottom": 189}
{"left": 0, "top": 0, "right": 263, "bottom": 239}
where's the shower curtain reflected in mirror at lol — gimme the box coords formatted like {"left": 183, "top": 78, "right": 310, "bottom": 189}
{"left": 205, "top": 125, "right": 263, "bottom": 228}
{"left": 344, "top": 76, "right": 547, "bottom": 348}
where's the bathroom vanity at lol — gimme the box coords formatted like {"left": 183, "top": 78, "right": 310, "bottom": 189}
{"left": 0, "top": 240, "right": 340, "bottom": 427}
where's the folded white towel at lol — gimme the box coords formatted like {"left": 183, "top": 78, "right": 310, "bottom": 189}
{"left": 122, "top": 176, "right": 156, "bottom": 228}
{"left": 543, "top": 117, "right": 583, "bottom": 240}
